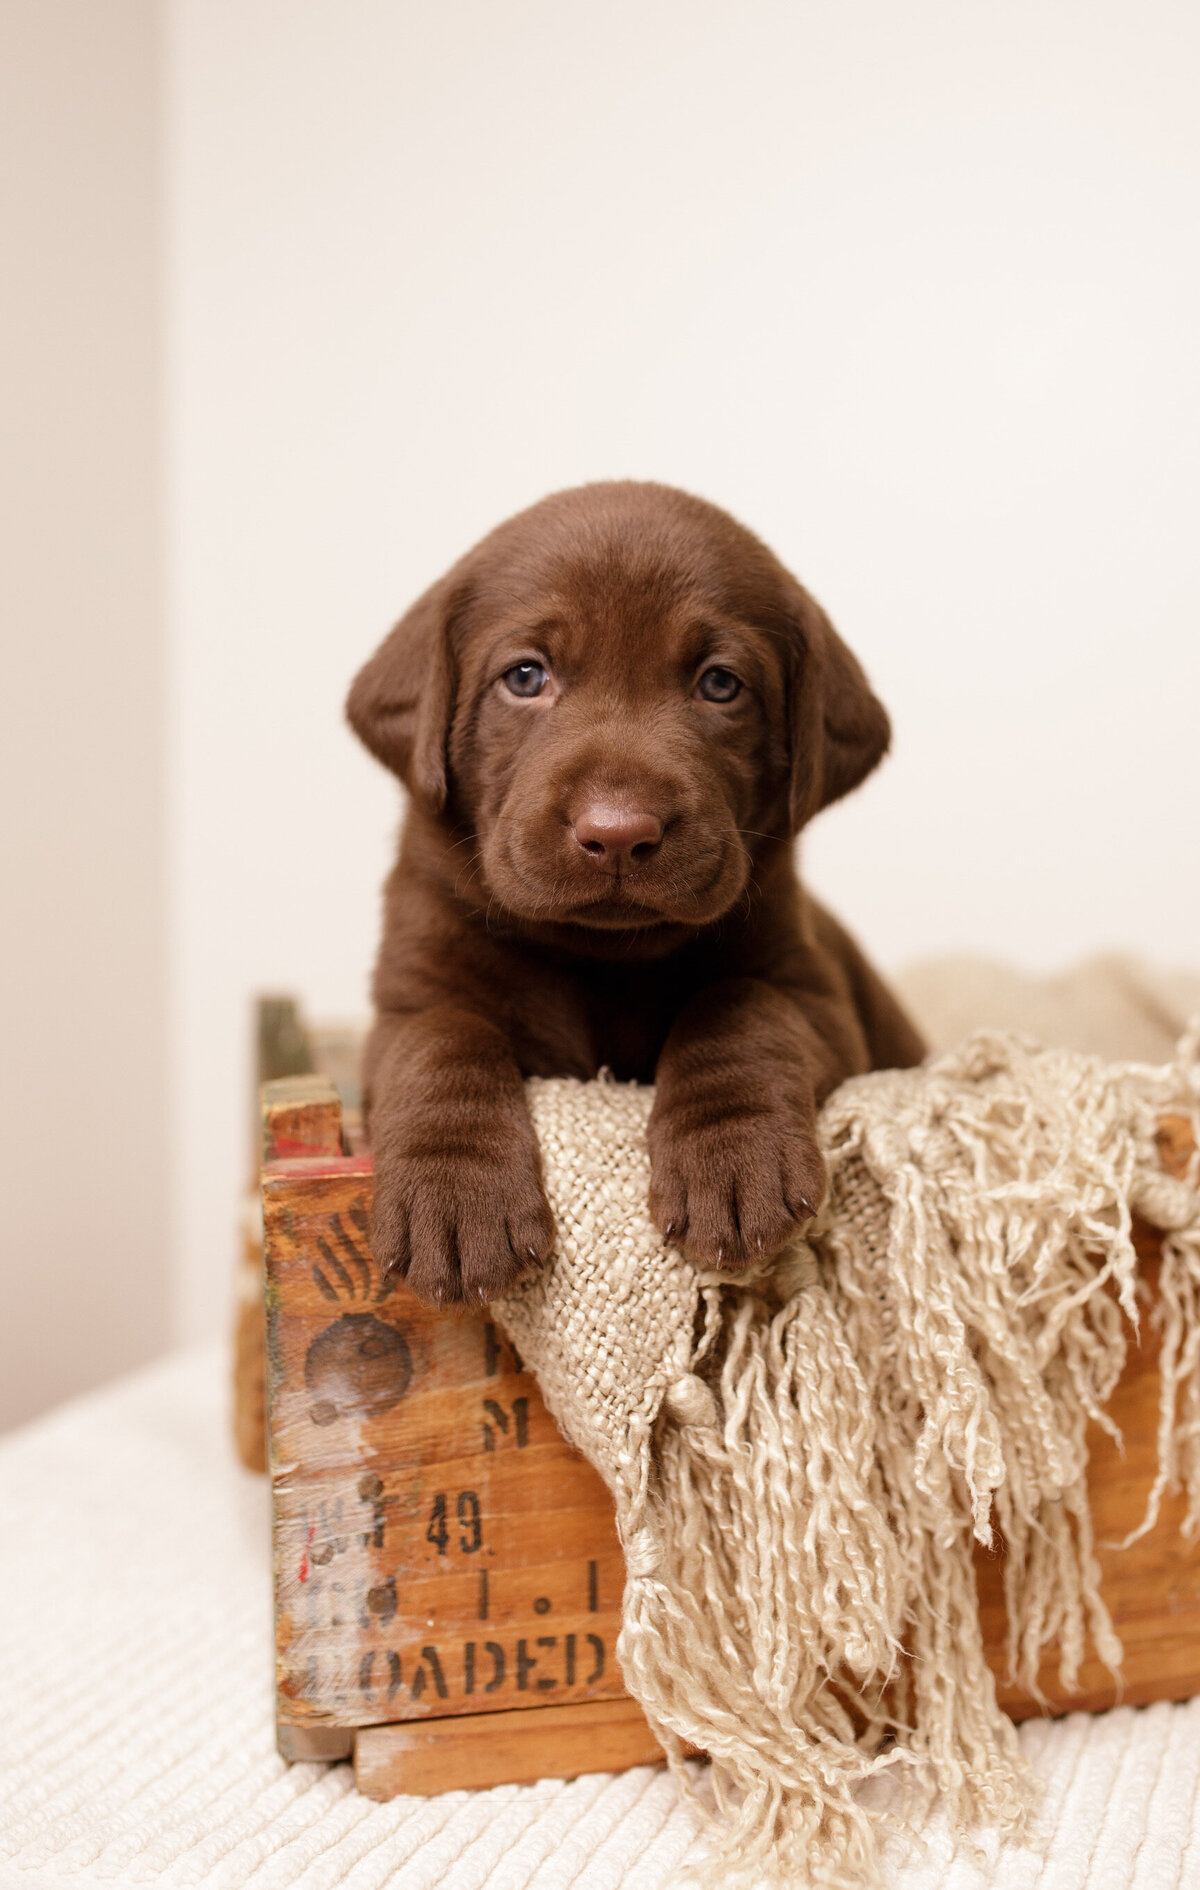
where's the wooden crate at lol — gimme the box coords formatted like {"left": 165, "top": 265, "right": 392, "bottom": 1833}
{"left": 980, "top": 1117, "right": 1200, "bottom": 1717}
{"left": 260, "top": 1073, "right": 666, "bottom": 1795}
{"left": 255, "top": 1070, "right": 1199, "bottom": 1797}
{"left": 235, "top": 1000, "right": 364, "bottom": 1474}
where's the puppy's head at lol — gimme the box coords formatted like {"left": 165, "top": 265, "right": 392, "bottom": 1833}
{"left": 347, "top": 483, "right": 889, "bottom": 943}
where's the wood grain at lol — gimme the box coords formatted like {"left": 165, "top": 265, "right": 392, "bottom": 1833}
{"left": 354, "top": 1697, "right": 668, "bottom": 1797}
{"left": 263, "top": 1148, "right": 629, "bottom": 1748}
{"left": 233, "top": 1206, "right": 269, "bottom": 1474}
{"left": 981, "top": 1113, "right": 1200, "bottom": 1718}
{"left": 259, "top": 1079, "right": 1198, "bottom": 1789}
{"left": 261, "top": 1073, "right": 344, "bottom": 1162}
{"left": 233, "top": 1004, "right": 321, "bottom": 1472}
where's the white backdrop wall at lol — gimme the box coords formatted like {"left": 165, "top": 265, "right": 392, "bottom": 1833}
{"left": 169, "top": 0, "right": 1200, "bottom": 1346}
{"left": 1, "top": 0, "right": 166, "bottom": 1429}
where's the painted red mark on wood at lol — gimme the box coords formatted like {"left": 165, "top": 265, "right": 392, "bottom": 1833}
{"left": 299, "top": 1520, "right": 316, "bottom": 1583}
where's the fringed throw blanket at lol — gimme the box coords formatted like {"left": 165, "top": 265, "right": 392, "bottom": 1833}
{"left": 496, "top": 1031, "right": 1200, "bottom": 1887}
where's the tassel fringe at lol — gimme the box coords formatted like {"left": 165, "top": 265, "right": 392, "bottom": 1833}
{"left": 501, "top": 1030, "right": 1200, "bottom": 1887}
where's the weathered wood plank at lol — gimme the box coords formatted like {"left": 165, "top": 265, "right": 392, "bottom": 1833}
{"left": 261, "top": 1077, "right": 1199, "bottom": 1787}
{"left": 263, "top": 1134, "right": 629, "bottom": 1746}
{"left": 354, "top": 1697, "right": 668, "bottom": 1797}
{"left": 261, "top": 1073, "right": 343, "bottom": 1163}
{"left": 981, "top": 1112, "right": 1199, "bottom": 1718}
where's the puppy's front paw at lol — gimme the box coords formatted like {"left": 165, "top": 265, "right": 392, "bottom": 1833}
{"left": 369, "top": 1115, "right": 555, "bottom": 1305}
{"left": 647, "top": 1108, "right": 827, "bottom": 1270}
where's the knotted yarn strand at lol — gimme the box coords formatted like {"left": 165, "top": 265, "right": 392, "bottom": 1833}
{"left": 495, "top": 1029, "right": 1200, "bottom": 1887}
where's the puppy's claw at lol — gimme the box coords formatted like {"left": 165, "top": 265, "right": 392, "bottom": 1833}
{"left": 526, "top": 1245, "right": 540, "bottom": 1263}
{"left": 663, "top": 1220, "right": 677, "bottom": 1242}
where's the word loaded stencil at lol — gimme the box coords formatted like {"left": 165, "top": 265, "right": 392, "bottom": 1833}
{"left": 262, "top": 1157, "right": 628, "bottom": 1740}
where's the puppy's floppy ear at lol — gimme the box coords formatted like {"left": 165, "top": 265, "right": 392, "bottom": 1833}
{"left": 785, "top": 586, "right": 891, "bottom": 832}
{"left": 345, "top": 572, "right": 463, "bottom": 811}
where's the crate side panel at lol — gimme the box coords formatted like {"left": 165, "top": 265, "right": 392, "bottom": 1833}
{"left": 263, "top": 1168, "right": 629, "bottom": 1731}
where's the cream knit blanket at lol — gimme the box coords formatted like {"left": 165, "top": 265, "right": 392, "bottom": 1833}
{"left": 496, "top": 1030, "right": 1200, "bottom": 1888}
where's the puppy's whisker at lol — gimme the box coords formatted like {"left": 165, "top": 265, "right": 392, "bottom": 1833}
{"left": 738, "top": 873, "right": 762, "bottom": 922}
{"left": 453, "top": 863, "right": 488, "bottom": 906}
{"left": 452, "top": 847, "right": 484, "bottom": 885}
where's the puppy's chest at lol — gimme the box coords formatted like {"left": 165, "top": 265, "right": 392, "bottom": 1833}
{"left": 587, "top": 997, "right": 667, "bottom": 1085}
{"left": 511, "top": 970, "right": 679, "bottom": 1086}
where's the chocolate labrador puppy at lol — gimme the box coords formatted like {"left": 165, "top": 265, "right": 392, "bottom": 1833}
{"left": 348, "top": 481, "right": 924, "bottom": 1304}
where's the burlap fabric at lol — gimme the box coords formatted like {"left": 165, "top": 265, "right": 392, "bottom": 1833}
{"left": 496, "top": 1030, "right": 1200, "bottom": 1887}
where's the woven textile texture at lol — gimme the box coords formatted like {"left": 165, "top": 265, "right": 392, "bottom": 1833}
{"left": 495, "top": 1032, "right": 1200, "bottom": 1887}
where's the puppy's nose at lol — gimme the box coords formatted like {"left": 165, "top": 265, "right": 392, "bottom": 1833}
{"left": 572, "top": 804, "right": 664, "bottom": 869}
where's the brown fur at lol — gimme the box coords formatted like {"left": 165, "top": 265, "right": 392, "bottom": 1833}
{"left": 347, "top": 481, "right": 925, "bottom": 1303}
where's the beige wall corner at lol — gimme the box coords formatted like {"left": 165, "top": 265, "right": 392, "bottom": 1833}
{"left": 0, "top": 0, "right": 167, "bottom": 1429}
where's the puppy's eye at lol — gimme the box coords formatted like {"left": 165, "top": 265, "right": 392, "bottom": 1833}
{"left": 695, "top": 666, "right": 741, "bottom": 703}
{"left": 502, "top": 662, "right": 549, "bottom": 699}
